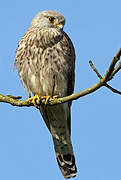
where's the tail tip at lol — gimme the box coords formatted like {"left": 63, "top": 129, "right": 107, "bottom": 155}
{"left": 56, "top": 153, "right": 77, "bottom": 178}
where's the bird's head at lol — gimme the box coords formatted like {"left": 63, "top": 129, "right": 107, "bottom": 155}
{"left": 31, "top": 10, "right": 65, "bottom": 31}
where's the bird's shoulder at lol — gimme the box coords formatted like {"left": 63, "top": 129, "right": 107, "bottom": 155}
{"left": 60, "top": 32, "right": 75, "bottom": 60}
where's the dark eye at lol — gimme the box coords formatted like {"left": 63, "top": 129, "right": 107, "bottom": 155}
{"left": 48, "top": 16, "right": 56, "bottom": 23}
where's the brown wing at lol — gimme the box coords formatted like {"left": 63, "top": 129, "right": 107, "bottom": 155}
{"left": 63, "top": 32, "right": 76, "bottom": 97}
{"left": 39, "top": 32, "right": 75, "bottom": 135}
{"left": 61, "top": 32, "right": 76, "bottom": 135}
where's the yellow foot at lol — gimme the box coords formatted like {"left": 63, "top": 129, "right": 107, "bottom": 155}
{"left": 26, "top": 94, "right": 41, "bottom": 108}
{"left": 41, "top": 96, "right": 51, "bottom": 105}
{"left": 53, "top": 95, "right": 59, "bottom": 99}
{"left": 26, "top": 94, "right": 59, "bottom": 106}
{"left": 41, "top": 95, "right": 59, "bottom": 104}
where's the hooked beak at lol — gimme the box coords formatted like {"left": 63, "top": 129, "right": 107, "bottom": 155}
{"left": 56, "top": 23, "right": 64, "bottom": 30}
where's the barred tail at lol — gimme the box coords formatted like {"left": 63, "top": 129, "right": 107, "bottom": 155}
{"left": 56, "top": 153, "right": 77, "bottom": 178}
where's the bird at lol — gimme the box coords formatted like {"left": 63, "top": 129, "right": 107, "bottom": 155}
{"left": 14, "top": 10, "right": 77, "bottom": 178}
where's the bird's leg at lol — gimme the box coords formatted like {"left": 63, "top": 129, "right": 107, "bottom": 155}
{"left": 26, "top": 94, "right": 41, "bottom": 108}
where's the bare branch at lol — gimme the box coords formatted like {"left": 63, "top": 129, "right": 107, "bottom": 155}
{"left": 0, "top": 48, "right": 121, "bottom": 108}
{"left": 110, "top": 61, "right": 121, "bottom": 79}
{"left": 104, "top": 84, "right": 121, "bottom": 95}
{"left": 105, "top": 48, "right": 121, "bottom": 80}
{"left": 89, "top": 60, "right": 102, "bottom": 79}
{"left": 89, "top": 60, "right": 121, "bottom": 95}
{"left": 0, "top": 94, "right": 33, "bottom": 107}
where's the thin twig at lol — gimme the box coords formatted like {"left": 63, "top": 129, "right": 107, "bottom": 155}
{"left": 104, "top": 84, "right": 121, "bottom": 94}
{"left": 89, "top": 60, "right": 121, "bottom": 95}
{"left": 104, "top": 48, "right": 121, "bottom": 81}
{"left": 110, "top": 61, "right": 121, "bottom": 79}
{"left": 89, "top": 60, "right": 102, "bottom": 79}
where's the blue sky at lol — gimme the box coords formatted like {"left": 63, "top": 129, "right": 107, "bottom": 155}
{"left": 0, "top": 0, "right": 121, "bottom": 180}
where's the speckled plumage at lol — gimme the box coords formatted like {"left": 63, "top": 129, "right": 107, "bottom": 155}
{"left": 14, "top": 10, "right": 76, "bottom": 178}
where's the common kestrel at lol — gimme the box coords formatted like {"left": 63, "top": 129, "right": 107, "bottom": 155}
{"left": 14, "top": 10, "right": 77, "bottom": 178}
